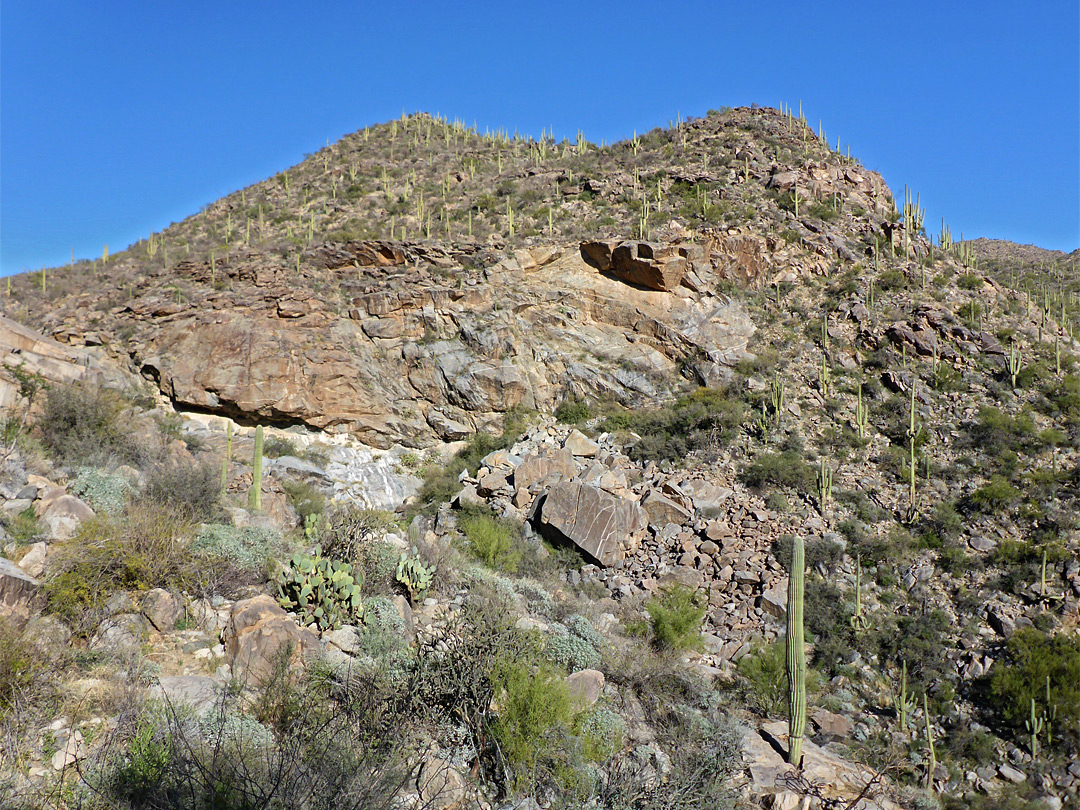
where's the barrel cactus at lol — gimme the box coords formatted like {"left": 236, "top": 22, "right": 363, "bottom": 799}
{"left": 276, "top": 547, "right": 364, "bottom": 631}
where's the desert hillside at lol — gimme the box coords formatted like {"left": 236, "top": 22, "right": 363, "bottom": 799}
{"left": 0, "top": 107, "right": 1077, "bottom": 810}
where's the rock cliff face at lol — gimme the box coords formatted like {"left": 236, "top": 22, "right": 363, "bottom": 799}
{"left": 33, "top": 241, "right": 755, "bottom": 448}
{"left": 0, "top": 315, "right": 140, "bottom": 411}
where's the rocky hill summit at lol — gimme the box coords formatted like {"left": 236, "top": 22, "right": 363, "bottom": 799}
{"left": 0, "top": 107, "right": 1078, "bottom": 810}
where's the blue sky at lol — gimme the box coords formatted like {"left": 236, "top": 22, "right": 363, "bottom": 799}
{"left": 2, "top": 1, "right": 1077, "bottom": 275}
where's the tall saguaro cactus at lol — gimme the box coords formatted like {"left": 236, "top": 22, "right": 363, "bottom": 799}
{"left": 248, "top": 425, "right": 264, "bottom": 511}
{"left": 787, "top": 535, "right": 807, "bottom": 768}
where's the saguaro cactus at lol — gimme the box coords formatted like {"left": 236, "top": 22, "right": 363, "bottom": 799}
{"left": 248, "top": 425, "right": 263, "bottom": 511}
{"left": 787, "top": 535, "right": 806, "bottom": 768}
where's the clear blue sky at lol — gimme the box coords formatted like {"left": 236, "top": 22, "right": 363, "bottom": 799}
{"left": 2, "top": 1, "right": 1077, "bottom": 275}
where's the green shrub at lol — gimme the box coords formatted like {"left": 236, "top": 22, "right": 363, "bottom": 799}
{"left": 967, "top": 475, "right": 1022, "bottom": 513}
{"left": 414, "top": 424, "right": 526, "bottom": 514}
{"left": 322, "top": 505, "right": 399, "bottom": 567}
{"left": 279, "top": 477, "right": 326, "bottom": 520}
{"left": 44, "top": 503, "right": 197, "bottom": 632}
{"left": 87, "top": 675, "right": 411, "bottom": 810}
{"left": 601, "top": 387, "right": 744, "bottom": 464}
{"left": 646, "top": 584, "right": 706, "bottom": 652}
{"left": 575, "top": 704, "right": 625, "bottom": 762}
{"left": 741, "top": 450, "right": 815, "bottom": 493}
{"left": 40, "top": 380, "right": 145, "bottom": 466}
{"left": 143, "top": 460, "right": 221, "bottom": 521}
{"left": 190, "top": 524, "right": 283, "bottom": 575}
{"left": 986, "top": 627, "right": 1079, "bottom": 752}
{"left": 70, "top": 467, "right": 133, "bottom": 515}
{"left": 0, "top": 619, "right": 49, "bottom": 720}
{"left": 355, "top": 597, "right": 409, "bottom": 666}
{"left": 737, "top": 640, "right": 787, "bottom": 716}
{"left": 2, "top": 507, "right": 43, "bottom": 544}
{"left": 876, "top": 268, "right": 908, "bottom": 291}
{"left": 971, "top": 406, "right": 1039, "bottom": 455}
{"left": 263, "top": 436, "right": 301, "bottom": 458}
{"left": 459, "top": 506, "right": 523, "bottom": 573}
{"left": 554, "top": 398, "right": 592, "bottom": 424}
{"left": 545, "top": 622, "right": 603, "bottom": 672}
{"left": 490, "top": 658, "right": 577, "bottom": 788}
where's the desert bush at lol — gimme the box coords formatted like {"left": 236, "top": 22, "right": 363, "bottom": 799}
{"left": 741, "top": 450, "right": 815, "bottom": 493}
{"left": 645, "top": 584, "right": 706, "bottom": 652}
{"left": 143, "top": 459, "right": 221, "bottom": 520}
{"left": 966, "top": 475, "right": 1022, "bottom": 514}
{"left": 189, "top": 524, "right": 283, "bottom": 576}
{"left": 876, "top": 267, "right": 908, "bottom": 291}
{"left": 0, "top": 619, "right": 52, "bottom": 722}
{"left": 82, "top": 670, "right": 412, "bottom": 810}
{"left": 458, "top": 505, "right": 524, "bottom": 573}
{"left": 737, "top": 640, "right": 787, "bottom": 717}
{"left": 279, "top": 477, "right": 326, "bottom": 520}
{"left": 2, "top": 507, "right": 42, "bottom": 544}
{"left": 489, "top": 658, "right": 578, "bottom": 789}
{"left": 604, "top": 654, "right": 740, "bottom": 810}
{"left": 70, "top": 467, "right": 133, "bottom": 515}
{"left": 40, "top": 380, "right": 145, "bottom": 467}
{"left": 545, "top": 618, "right": 604, "bottom": 672}
{"left": 970, "top": 406, "right": 1039, "bottom": 455}
{"left": 601, "top": 387, "right": 744, "bottom": 464}
{"left": 414, "top": 426, "right": 522, "bottom": 513}
{"left": 262, "top": 436, "right": 300, "bottom": 458}
{"left": 44, "top": 503, "right": 197, "bottom": 632}
{"left": 554, "top": 397, "right": 592, "bottom": 425}
{"left": 985, "top": 627, "right": 1079, "bottom": 753}
{"left": 321, "top": 504, "right": 398, "bottom": 568}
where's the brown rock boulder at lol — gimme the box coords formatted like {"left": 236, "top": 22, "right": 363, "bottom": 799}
{"left": 566, "top": 668, "right": 605, "bottom": 708}
{"left": 609, "top": 241, "right": 687, "bottom": 291}
{"left": 223, "top": 594, "right": 321, "bottom": 685}
{"left": 0, "top": 558, "right": 41, "bottom": 624}
{"left": 38, "top": 495, "right": 95, "bottom": 542}
{"left": 513, "top": 449, "right": 577, "bottom": 494}
{"left": 536, "top": 483, "right": 647, "bottom": 567}
{"left": 640, "top": 489, "right": 692, "bottom": 528}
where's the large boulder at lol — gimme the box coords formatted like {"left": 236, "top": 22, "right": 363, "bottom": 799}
{"left": 609, "top": 241, "right": 687, "bottom": 291}
{"left": 223, "top": 594, "right": 321, "bottom": 685}
{"left": 535, "top": 483, "right": 647, "bottom": 567}
{"left": 37, "top": 494, "right": 95, "bottom": 542}
{"left": 513, "top": 449, "right": 577, "bottom": 495}
{"left": 0, "top": 557, "right": 41, "bottom": 624}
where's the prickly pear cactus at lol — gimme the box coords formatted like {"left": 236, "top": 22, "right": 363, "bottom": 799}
{"left": 276, "top": 547, "right": 364, "bottom": 631}
{"left": 396, "top": 547, "right": 434, "bottom": 603}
